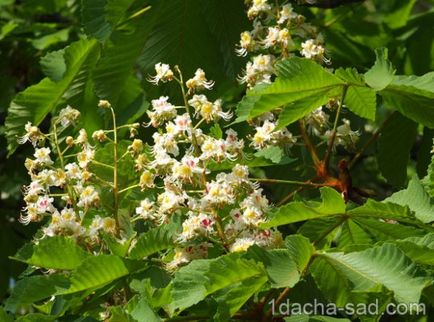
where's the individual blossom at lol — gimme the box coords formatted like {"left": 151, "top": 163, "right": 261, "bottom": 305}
{"left": 65, "top": 162, "right": 82, "bottom": 180}
{"left": 172, "top": 156, "right": 203, "bottom": 183}
{"left": 301, "top": 39, "right": 326, "bottom": 62}
{"left": 305, "top": 107, "right": 330, "bottom": 136}
{"left": 188, "top": 95, "right": 232, "bottom": 123}
{"left": 77, "top": 146, "right": 95, "bottom": 168}
{"left": 57, "top": 106, "right": 80, "bottom": 128}
{"left": 135, "top": 199, "right": 156, "bottom": 221}
{"left": 166, "top": 244, "right": 209, "bottom": 271}
{"left": 277, "top": 4, "right": 297, "bottom": 25}
{"left": 148, "top": 63, "right": 174, "bottom": 85}
{"left": 33, "top": 147, "right": 53, "bottom": 166}
{"left": 98, "top": 100, "right": 112, "bottom": 109}
{"left": 239, "top": 54, "right": 275, "bottom": 87}
{"left": 76, "top": 129, "right": 88, "bottom": 145}
{"left": 178, "top": 212, "right": 214, "bottom": 243}
{"left": 92, "top": 130, "right": 107, "bottom": 142}
{"left": 186, "top": 68, "right": 214, "bottom": 93}
{"left": 147, "top": 96, "right": 177, "bottom": 127}
{"left": 236, "top": 31, "right": 254, "bottom": 57}
{"left": 128, "top": 139, "right": 144, "bottom": 155}
{"left": 77, "top": 185, "right": 100, "bottom": 209}
{"left": 139, "top": 170, "right": 155, "bottom": 189}
{"left": 230, "top": 237, "right": 256, "bottom": 252}
{"left": 18, "top": 122, "right": 44, "bottom": 146}
{"left": 325, "top": 118, "right": 359, "bottom": 150}
{"left": 247, "top": 0, "right": 271, "bottom": 19}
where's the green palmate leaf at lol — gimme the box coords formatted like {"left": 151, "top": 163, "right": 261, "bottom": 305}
{"left": 245, "top": 246, "right": 299, "bottom": 288}
{"left": 378, "top": 0, "right": 417, "bottom": 29}
{"left": 213, "top": 275, "right": 268, "bottom": 321}
{"left": 58, "top": 255, "right": 140, "bottom": 295}
{"left": 92, "top": 14, "right": 154, "bottom": 106}
{"left": 285, "top": 234, "right": 315, "bottom": 273}
{"left": 347, "top": 199, "right": 413, "bottom": 221}
{"left": 262, "top": 187, "right": 346, "bottom": 228}
{"left": 15, "top": 314, "right": 56, "bottom": 322}
{"left": 168, "top": 253, "right": 265, "bottom": 315}
{"left": 126, "top": 295, "right": 162, "bottom": 322}
{"left": 337, "top": 219, "right": 373, "bottom": 248}
{"left": 335, "top": 68, "right": 377, "bottom": 120}
{"left": 129, "top": 224, "right": 177, "bottom": 259}
{"left": 364, "top": 48, "right": 395, "bottom": 91}
{"left": 344, "top": 86, "right": 376, "bottom": 120}
{"left": 377, "top": 112, "right": 417, "bottom": 187}
{"left": 235, "top": 57, "right": 344, "bottom": 122}
{"left": 5, "top": 38, "right": 99, "bottom": 155}
{"left": 81, "top": 0, "right": 135, "bottom": 42}
{"left": 40, "top": 49, "right": 67, "bottom": 81}
{"left": 254, "top": 146, "right": 284, "bottom": 164}
{"left": 394, "top": 233, "right": 434, "bottom": 266}
{"left": 138, "top": 0, "right": 246, "bottom": 87}
{"left": 276, "top": 91, "right": 334, "bottom": 129}
{"left": 380, "top": 72, "right": 434, "bottom": 128}
{"left": 13, "top": 236, "right": 89, "bottom": 270}
{"left": 386, "top": 176, "right": 434, "bottom": 223}
{"left": 5, "top": 275, "right": 69, "bottom": 312}
{"left": 312, "top": 243, "right": 431, "bottom": 305}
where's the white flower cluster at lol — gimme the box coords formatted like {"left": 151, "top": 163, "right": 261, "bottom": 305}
{"left": 144, "top": 63, "right": 283, "bottom": 270}
{"left": 18, "top": 106, "right": 119, "bottom": 241}
{"left": 238, "top": 1, "right": 327, "bottom": 88}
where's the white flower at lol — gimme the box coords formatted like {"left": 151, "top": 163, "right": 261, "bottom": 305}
{"left": 139, "top": 170, "right": 155, "bottom": 188}
{"left": 65, "top": 163, "right": 82, "bottom": 180}
{"left": 148, "top": 63, "right": 173, "bottom": 85}
{"left": 77, "top": 186, "right": 100, "bottom": 209}
{"left": 278, "top": 4, "right": 297, "bottom": 24}
{"left": 305, "top": 107, "right": 330, "bottom": 136}
{"left": 36, "top": 195, "right": 55, "bottom": 214}
{"left": 135, "top": 199, "right": 155, "bottom": 220}
{"left": 76, "top": 129, "right": 88, "bottom": 145}
{"left": 18, "top": 122, "right": 43, "bottom": 146}
{"left": 147, "top": 96, "right": 177, "bottom": 126}
{"left": 263, "top": 27, "right": 280, "bottom": 48}
{"left": 166, "top": 245, "right": 209, "bottom": 271}
{"left": 241, "top": 207, "right": 264, "bottom": 227}
{"left": 172, "top": 156, "right": 203, "bottom": 182}
{"left": 178, "top": 212, "right": 214, "bottom": 243}
{"left": 186, "top": 68, "right": 214, "bottom": 92}
{"left": 326, "top": 118, "right": 359, "bottom": 150}
{"left": 236, "top": 31, "right": 253, "bottom": 57}
{"left": 301, "top": 39, "right": 325, "bottom": 61}
{"left": 247, "top": 0, "right": 271, "bottom": 19}
{"left": 188, "top": 95, "right": 232, "bottom": 123}
{"left": 77, "top": 146, "right": 94, "bottom": 168}
{"left": 57, "top": 106, "right": 80, "bottom": 127}
{"left": 230, "top": 237, "right": 256, "bottom": 252}
{"left": 34, "top": 147, "right": 53, "bottom": 166}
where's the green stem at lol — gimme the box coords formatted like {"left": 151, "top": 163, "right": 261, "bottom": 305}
{"left": 324, "top": 85, "right": 348, "bottom": 169}
{"left": 110, "top": 107, "right": 120, "bottom": 229}
{"left": 251, "top": 178, "right": 323, "bottom": 186}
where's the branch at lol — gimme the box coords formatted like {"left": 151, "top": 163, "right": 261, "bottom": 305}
{"left": 298, "top": 0, "right": 365, "bottom": 8}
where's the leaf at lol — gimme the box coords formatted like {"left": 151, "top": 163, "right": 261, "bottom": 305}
{"left": 254, "top": 146, "right": 284, "bottom": 164}
{"left": 423, "top": 140, "right": 434, "bottom": 197}
{"left": 364, "top": 48, "right": 395, "bottom": 91}
{"left": 245, "top": 246, "right": 300, "bottom": 288}
{"left": 386, "top": 176, "right": 434, "bottom": 223}
{"left": 380, "top": 72, "right": 434, "bottom": 128}
{"left": 285, "top": 234, "right": 315, "bottom": 273}
{"left": 5, "top": 38, "right": 99, "bottom": 155}
{"left": 344, "top": 86, "right": 376, "bottom": 120}
{"left": 347, "top": 199, "right": 413, "bottom": 221}
{"left": 129, "top": 224, "right": 177, "bottom": 259}
{"left": 81, "top": 0, "right": 135, "bottom": 42}
{"left": 168, "top": 253, "right": 264, "bottom": 314}
{"left": 377, "top": 0, "right": 417, "bottom": 29}
{"left": 40, "top": 49, "right": 67, "bottom": 81}
{"left": 276, "top": 91, "right": 334, "bottom": 129}
{"left": 392, "top": 234, "right": 434, "bottom": 266}
{"left": 12, "top": 236, "right": 89, "bottom": 270}
{"left": 262, "top": 187, "right": 346, "bottom": 228}
{"left": 335, "top": 67, "right": 376, "bottom": 120}
{"left": 126, "top": 295, "right": 162, "bottom": 322}
{"left": 377, "top": 112, "right": 417, "bottom": 187}
{"left": 312, "top": 243, "right": 431, "bottom": 305}
{"left": 58, "top": 255, "right": 139, "bottom": 294}
{"left": 235, "top": 57, "right": 344, "bottom": 122}
{"left": 5, "top": 275, "right": 69, "bottom": 312}
{"left": 213, "top": 275, "right": 267, "bottom": 321}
